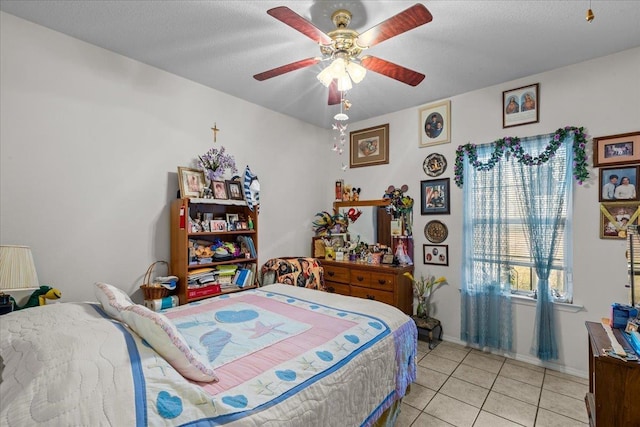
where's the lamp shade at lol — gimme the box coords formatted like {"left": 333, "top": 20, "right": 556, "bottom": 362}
{"left": 0, "top": 245, "right": 39, "bottom": 290}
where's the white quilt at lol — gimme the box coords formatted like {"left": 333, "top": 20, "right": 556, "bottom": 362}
{"left": 0, "top": 284, "right": 416, "bottom": 426}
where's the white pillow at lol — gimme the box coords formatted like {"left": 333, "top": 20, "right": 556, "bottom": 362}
{"left": 120, "top": 304, "right": 218, "bottom": 383}
{"left": 94, "top": 282, "right": 134, "bottom": 321}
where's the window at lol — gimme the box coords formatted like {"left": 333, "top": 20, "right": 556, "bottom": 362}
{"left": 467, "top": 140, "right": 572, "bottom": 302}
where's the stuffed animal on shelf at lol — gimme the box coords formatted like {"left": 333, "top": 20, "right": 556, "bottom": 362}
{"left": 9, "top": 285, "right": 62, "bottom": 310}
{"left": 343, "top": 184, "right": 352, "bottom": 202}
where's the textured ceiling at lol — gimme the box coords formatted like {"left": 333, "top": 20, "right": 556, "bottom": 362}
{"left": 1, "top": 1, "right": 639, "bottom": 128}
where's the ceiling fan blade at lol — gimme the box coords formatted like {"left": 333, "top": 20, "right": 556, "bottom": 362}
{"left": 328, "top": 80, "right": 341, "bottom": 105}
{"left": 360, "top": 56, "right": 425, "bottom": 86}
{"left": 356, "top": 4, "right": 433, "bottom": 48}
{"left": 267, "top": 7, "right": 332, "bottom": 45}
{"left": 253, "top": 57, "right": 320, "bottom": 81}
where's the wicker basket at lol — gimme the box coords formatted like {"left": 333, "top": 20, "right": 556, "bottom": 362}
{"left": 140, "top": 261, "right": 171, "bottom": 300}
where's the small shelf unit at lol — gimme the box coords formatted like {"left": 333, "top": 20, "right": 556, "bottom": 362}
{"left": 170, "top": 198, "right": 258, "bottom": 305}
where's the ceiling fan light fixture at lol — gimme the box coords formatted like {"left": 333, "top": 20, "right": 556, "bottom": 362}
{"left": 317, "top": 57, "right": 361, "bottom": 90}
{"left": 336, "top": 75, "right": 352, "bottom": 92}
{"left": 346, "top": 61, "right": 366, "bottom": 83}
{"left": 317, "top": 66, "right": 334, "bottom": 87}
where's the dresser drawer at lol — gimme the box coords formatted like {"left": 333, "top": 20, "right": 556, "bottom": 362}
{"left": 324, "top": 265, "right": 350, "bottom": 284}
{"left": 350, "top": 270, "right": 372, "bottom": 287}
{"left": 325, "top": 281, "right": 350, "bottom": 296}
{"left": 350, "top": 270, "right": 396, "bottom": 291}
{"left": 369, "top": 272, "right": 396, "bottom": 291}
{"left": 350, "top": 286, "right": 394, "bottom": 306}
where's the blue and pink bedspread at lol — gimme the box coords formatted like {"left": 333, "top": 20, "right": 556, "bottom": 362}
{"left": 0, "top": 284, "right": 417, "bottom": 426}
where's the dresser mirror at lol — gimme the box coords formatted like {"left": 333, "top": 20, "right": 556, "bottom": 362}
{"left": 334, "top": 199, "right": 392, "bottom": 247}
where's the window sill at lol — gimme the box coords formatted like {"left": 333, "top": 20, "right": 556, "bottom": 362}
{"left": 510, "top": 293, "right": 584, "bottom": 312}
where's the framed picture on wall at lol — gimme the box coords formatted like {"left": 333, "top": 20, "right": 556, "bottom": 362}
{"left": 420, "top": 178, "right": 450, "bottom": 215}
{"left": 178, "top": 167, "right": 205, "bottom": 199}
{"left": 419, "top": 100, "right": 451, "bottom": 147}
{"left": 599, "top": 166, "right": 640, "bottom": 202}
{"left": 349, "top": 124, "right": 390, "bottom": 168}
{"left": 593, "top": 132, "right": 640, "bottom": 167}
{"left": 423, "top": 244, "right": 449, "bottom": 266}
{"left": 502, "top": 83, "right": 539, "bottom": 128}
{"left": 600, "top": 201, "right": 640, "bottom": 239}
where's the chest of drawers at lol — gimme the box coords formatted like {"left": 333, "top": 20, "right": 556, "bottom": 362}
{"left": 321, "top": 259, "right": 413, "bottom": 315}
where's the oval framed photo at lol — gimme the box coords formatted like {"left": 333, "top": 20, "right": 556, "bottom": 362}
{"left": 424, "top": 220, "right": 448, "bottom": 243}
{"left": 423, "top": 153, "right": 447, "bottom": 177}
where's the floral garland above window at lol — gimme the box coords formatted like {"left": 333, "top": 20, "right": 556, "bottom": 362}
{"left": 454, "top": 126, "right": 589, "bottom": 187}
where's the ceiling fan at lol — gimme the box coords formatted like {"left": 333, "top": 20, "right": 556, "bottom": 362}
{"left": 253, "top": 3, "right": 433, "bottom": 105}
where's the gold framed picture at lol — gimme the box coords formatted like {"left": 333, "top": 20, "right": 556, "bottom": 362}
{"left": 600, "top": 201, "right": 640, "bottom": 239}
{"left": 419, "top": 100, "right": 451, "bottom": 147}
{"left": 178, "top": 167, "right": 205, "bottom": 198}
{"left": 593, "top": 132, "right": 640, "bottom": 167}
{"left": 349, "top": 124, "right": 389, "bottom": 168}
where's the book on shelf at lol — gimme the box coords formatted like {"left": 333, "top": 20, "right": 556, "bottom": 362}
{"left": 187, "top": 284, "right": 221, "bottom": 298}
{"left": 218, "top": 275, "right": 233, "bottom": 284}
{"left": 233, "top": 268, "right": 253, "bottom": 288}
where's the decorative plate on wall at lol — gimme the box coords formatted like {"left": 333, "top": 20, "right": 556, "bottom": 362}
{"left": 423, "top": 153, "right": 447, "bottom": 177}
{"left": 424, "top": 220, "right": 448, "bottom": 243}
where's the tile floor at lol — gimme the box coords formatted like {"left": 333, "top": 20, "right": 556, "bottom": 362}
{"left": 397, "top": 340, "right": 590, "bottom": 427}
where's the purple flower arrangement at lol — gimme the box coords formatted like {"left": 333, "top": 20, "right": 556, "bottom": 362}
{"left": 198, "top": 146, "right": 237, "bottom": 181}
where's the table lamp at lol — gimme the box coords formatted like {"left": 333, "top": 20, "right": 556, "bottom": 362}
{"left": 0, "top": 245, "right": 39, "bottom": 309}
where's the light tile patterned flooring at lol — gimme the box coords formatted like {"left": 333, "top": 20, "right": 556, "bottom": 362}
{"left": 397, "top": 340, "right": 590, "bottom": 427}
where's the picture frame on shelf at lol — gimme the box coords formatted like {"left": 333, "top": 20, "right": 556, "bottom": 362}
{"left": 178, "top": 167, "right": 206, "bottom": 199}
{"left": 599, "top": 165, "right": 640, "bottom": 202}
{"left": 226, "top": 213, "right": 239, "bottom": 229}
{"left": 212, "top": 180, "right": 228, "bottom": 199}
{"left": 600, "top": 201, "right": 640, "bottom": 239}
{"left": 349, "top": 124, "right": 389, "bottom": 168}
{"left": 419, "top": 100, "right": 451, "bottom": 147}
{"left": 211, "top": 220, "right": 227, "bottom": 231}
{"left": 311, "top": 236, "right": 326, "bottom": 258}
{"left": 593, "top": 132, "right": 640, "bottom": 167}
{"left": 420, "top": 178, "right": 450, "bottom": 215}
{"left": 226, "top": 180, "right": 244, "bottom": 200}
{"left": 329, "top": 233, "right": 347, "bottom": 250}
{"left": 502, "top": 83, "right": 539, "bottom": 128}
{"left": 382, "top": 254, "right": 395, "bottom": 264}
{"left": 423, "top": 244, "right": 449, "bottom": 266}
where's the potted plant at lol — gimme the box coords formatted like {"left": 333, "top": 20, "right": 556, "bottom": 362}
{"left": 403, "top": 272, "right": 447, "bottom": 319}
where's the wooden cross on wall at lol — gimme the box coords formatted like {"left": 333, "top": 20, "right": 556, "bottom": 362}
{"left": 211, "top": 123, "right": 220, "bottom": 142}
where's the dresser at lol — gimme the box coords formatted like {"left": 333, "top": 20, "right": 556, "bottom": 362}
{"left": 584, "top": 321, "right": 640, "bottom": 427}
{"left": 321, "top": 259, "right": 413, "bottom": 315}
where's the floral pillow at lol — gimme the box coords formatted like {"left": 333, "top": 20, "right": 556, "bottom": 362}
{"left": 120, "top": 304, "right": 218, "bottom": 383}
{"left": 94, "top": 282, "right": 134, "bottom": 322}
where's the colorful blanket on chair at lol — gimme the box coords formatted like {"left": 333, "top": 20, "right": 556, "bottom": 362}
{"left": 260, "top": 257, "right": 326, "bottom": 291}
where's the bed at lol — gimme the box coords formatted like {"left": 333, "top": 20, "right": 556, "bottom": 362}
{"left": 0, "top": 283, "right": 417, "bottom": 426}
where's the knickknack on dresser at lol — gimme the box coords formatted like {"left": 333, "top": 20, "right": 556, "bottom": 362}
{"left": 318, "top": 199, "right": 414, "bottom": 315}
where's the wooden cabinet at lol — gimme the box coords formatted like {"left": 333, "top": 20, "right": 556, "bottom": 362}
{"left": 321, "top": 259, "right": 413, "bottom": 315}
{"left": 170, "top": 198, "right": 258, "bottom": 305}
{"left": 584, "top": 321, "right": 640, "bottom": 427}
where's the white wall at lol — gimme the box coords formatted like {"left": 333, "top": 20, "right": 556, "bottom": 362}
{"left": 0, "top": 12, "right": 331, "bottom": 303}
{"left": 3, "top": 10, "right": 640, "bottom": 376}
{"left": 335, "top": 47, "right": 640, "bottom": 376}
